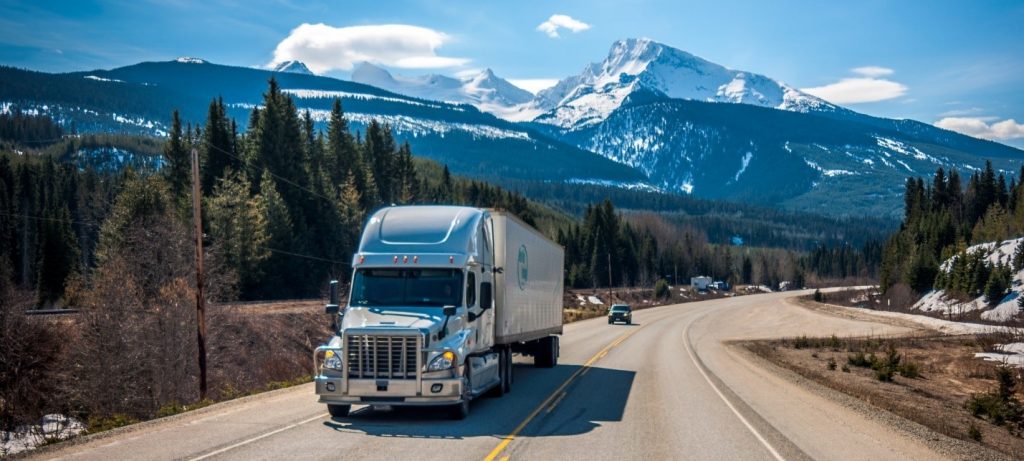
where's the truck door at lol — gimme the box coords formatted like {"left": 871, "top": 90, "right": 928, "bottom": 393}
{"left": 474, "top": 216, "right": 495, "bottom": 349}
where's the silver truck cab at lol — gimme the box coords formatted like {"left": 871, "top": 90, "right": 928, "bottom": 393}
{"left": 314, "top": 206, "right": 501, "bottom": 419}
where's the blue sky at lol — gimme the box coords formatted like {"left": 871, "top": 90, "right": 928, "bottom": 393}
{"left": 1, "top": 0, "right": 1023, "bottom": 147}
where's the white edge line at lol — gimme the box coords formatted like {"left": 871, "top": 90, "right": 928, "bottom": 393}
{"left": 189, "top": 413, "right": 327, "bottom": 460}
{"left": 682, "top": 324, "right": 786, "bottom": 461}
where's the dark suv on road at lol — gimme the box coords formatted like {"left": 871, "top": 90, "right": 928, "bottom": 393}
{"left": 608, "top": 304, "right": 632, "bottom": 325}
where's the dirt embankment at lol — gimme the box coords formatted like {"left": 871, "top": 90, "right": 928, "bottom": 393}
{"left": 744, "top": 297, "right": 1024, "bottom": 460}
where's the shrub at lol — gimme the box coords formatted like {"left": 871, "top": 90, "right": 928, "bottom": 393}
{"left": 826, "top": 357, "right": 837, "bottom": 371}
{"left": 793, "top": 335, "right": 812, "bottom": 349}
{"left": 826, "top": 334, "right": 841, "bottom": 350}
{"left": 968, "top": 423, "right": 982, "bottom": 441}
{"left": 899, "top": 361, "right": 921, "bottom": 379}
{"left": 841, "top": 364, "right": 851, "bottom": 373}
{"left": 86, "top": 414, "right": 140, "bottom": 435}
{"left": 965, "top": 366, "right": 1024, "bottom": 429}
{"left": 871, "top": 344, "right": 902, "bottom": 382}
{"left": 848, "top": 352, "right": 871, "bottom": 367}
{"left": 654, "top": 279, "right": 670, "bottom": 299}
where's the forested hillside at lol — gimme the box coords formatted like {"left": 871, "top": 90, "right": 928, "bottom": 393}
{"left": 880, "top": 162, "right": 1024, "bottom": 299}
{"left": 0, "top": 78, "right": 884, "bottom": 311}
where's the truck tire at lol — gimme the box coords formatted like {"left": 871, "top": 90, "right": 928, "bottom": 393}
{"left": 503, "top": 348, "right": 514, "bottom": 393}
{"left": 534, "top": 336, "right": 558, "bottom": 368}
{"left": 327, "top": 404, "right": 350, "bottom": 418}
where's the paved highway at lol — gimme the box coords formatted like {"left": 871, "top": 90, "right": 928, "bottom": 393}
{"left": 36, "top": 291, "right": 949, "bottom": 461}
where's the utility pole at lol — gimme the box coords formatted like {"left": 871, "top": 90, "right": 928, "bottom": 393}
{"left": 607, "top": 252, "right": 613, "bottom": 303}
{"left": 190, "top": 148, "right": 208, "bottom": 400}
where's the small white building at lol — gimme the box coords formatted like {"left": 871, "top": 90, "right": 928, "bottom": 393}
{"left": 691, "top": 276, "right": 712, "bottom": 291}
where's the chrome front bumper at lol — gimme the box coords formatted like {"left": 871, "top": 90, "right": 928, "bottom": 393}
{"left": 315, "top": 375, "right": 464, "bottom": 405}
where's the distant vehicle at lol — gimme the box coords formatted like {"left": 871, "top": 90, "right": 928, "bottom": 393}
{"left": 608, "top": 304, "right": 632, "bottom": 325}
{"left": 691, "top": 276, "right": 712, "bottom": 291}
{"left": 314, "top": 206, "right": 564, "bottom": 420}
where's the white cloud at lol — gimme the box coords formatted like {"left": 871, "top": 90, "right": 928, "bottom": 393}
{"left": 801, "top": 67, "right": 907, "bottom": 104}
{"left": 938, "top": 107, "right": 985, "bottom": 117}
{"left": 454, "top": 68, "right": 484, "bottom": 79}
{"left": 269, "top": 23, "right": 469, "bottom": 74}
{"left": 935, "top": 117, "right": 1024, "bottom": 141}
{"left": 508, "top": 78, "right": 559, "bottom": 94}
{"left": 851, "top": 66, "right": 893, "bottom": 78}
{"left": 536, "top": 14, "right": 591, "bottom": 38}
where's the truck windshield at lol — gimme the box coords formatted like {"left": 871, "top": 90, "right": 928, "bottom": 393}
{"left": 351, "top": 268, "right": 463, "bottom": 307}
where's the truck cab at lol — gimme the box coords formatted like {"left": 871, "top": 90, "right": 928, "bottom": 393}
{"left": 314, "top": 206, "right": 562, "bottom": 419}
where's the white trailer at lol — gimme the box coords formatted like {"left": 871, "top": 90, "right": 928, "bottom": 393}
{"left": 313, "top": 206, "right": 563, "bottom": 420}
{"left": 492, "top": 211, "right": 564, "bottom": 346}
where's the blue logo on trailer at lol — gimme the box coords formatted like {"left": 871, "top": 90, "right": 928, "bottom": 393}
{"left": 517, "top": 245, "right": 528, "bottom": 290}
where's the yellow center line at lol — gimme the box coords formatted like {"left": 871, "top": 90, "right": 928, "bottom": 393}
{"left": 482, "top": 325, "right": 646, "bottom": 461}
{"left": 545, "top": 391, "right": 568, "bottom": 413}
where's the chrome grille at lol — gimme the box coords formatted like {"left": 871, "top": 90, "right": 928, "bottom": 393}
{"left": 345, "top": 333, "right": 420, "bottom": 380}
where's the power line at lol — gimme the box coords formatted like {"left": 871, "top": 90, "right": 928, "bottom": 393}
{"left": 0, "top": 211, "right": 102, "bottom": 228}
{"left": 260, "top": 246, "right": 350, "bottom": 265}
{"left": 199, "top": 139, "right": 338, "bottom": 204}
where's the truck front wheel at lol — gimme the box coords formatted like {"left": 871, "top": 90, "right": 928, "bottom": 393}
{"left": 450, "top": 368, "right": 471, "bottom": 420}
{"left": 327, "top": 404, "right": 350, "bottom": 418}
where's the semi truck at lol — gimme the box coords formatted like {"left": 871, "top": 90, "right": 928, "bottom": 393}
{"left": 314, "top": 205, "right": 564, "bottom": 419}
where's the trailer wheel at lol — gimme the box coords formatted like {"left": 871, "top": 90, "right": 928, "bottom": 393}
{"left": 503, "top": 348, "right": 514, "bottom": 393}
{"left": 534, "top": 336, "right": 558, "bottom": 368}
{"left": 327, "top": 404, "right": 350, "bottom": 418}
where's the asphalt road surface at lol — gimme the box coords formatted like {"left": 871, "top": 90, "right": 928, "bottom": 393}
{"left": 35, "top": 291, "right": 950, "bottom": 461}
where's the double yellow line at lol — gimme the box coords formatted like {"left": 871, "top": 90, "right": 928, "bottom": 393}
{"left": 482, "top": 325, "right": 646, "bottom": 461}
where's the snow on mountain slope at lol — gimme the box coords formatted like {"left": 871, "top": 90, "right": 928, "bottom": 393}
{"left": 915, "top": 238, "right": 1024, "bottom": 322}
{"left": 350, "top": 62, "right": 533, "bottom": 113}
{"left": 530, "top": 38, "right": 835, "bottom": 129}
{"left": 272, "top": 60, "right": 314, "bottom": 75}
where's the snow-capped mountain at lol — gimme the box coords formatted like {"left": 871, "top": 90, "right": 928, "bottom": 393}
{"left": 350, "top": 62, "right": 533, "bottom": 113}
{"left": 0, "top": 59, "right": 644, "bottom": 187}
{"left": 272, "top": 60, "right": 314, "bottom": 75}
{"left": 530, "top": 38, "right": 835, "bottom": 129}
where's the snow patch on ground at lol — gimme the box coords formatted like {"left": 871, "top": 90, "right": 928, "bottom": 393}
{"left": 803, "top": 158, "right": 855, "bottom": 177}
{"left": 1, "top": 414, "right": 84, "bottom": 456}
{"left": 914, "top": 238, "right": 1024, "bottom": 322}
{"left": 564, "top": 178, "right": 661, "bottom": 192}
{"left": 975, "top": 343, "right": 1024, "bottom": 368}
{"left": 84, "top": 75, "right": 123, "bottom": 83}
{"left": 280, "top": 89, "right": 457, "bottom": 111}
{"left": 231, "top": 104, "right": 530, "bottom": 141}
{"left": 587, "top": 295, "right": 604, "bottom": 305}
{"left": 734, "top": 151, "right": 752, "bottom": 181}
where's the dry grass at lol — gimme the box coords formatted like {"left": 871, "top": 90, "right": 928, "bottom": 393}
{"left": 744, "top": 333, "right": 1024, "bottom": 459}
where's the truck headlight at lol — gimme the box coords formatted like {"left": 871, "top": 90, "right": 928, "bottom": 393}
{"left": 323, "top": 350, "right": 344, "bottom": 371}
{"left": 427, "top": 351, "right": 456, "bottom": 371}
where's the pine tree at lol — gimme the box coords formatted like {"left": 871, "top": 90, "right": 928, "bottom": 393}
{"left": 35, "top": 206, "right": 79, "bottom": 306}
{"left": 200, "top": 98, "right": 236, "bottom": 195}
{"left": 162, "top": 110, "right": 190, "bottom": 200}
{"left": 326, "top": 98, "right": 356, "bottom": 182}
{"left": 255, "top": 170, "right": 296, "bottom": 297}
{"left": 206, "top": 170, "right": 271, "bottom": 297}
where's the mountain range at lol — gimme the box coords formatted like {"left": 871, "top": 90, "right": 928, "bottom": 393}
{"left": 1, "top": 38, "right": 1021, "bottom": 216}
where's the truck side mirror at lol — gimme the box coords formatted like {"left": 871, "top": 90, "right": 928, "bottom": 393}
{"left": 325, "top": 280, "right": 340, "bottom": 315}
{"left": 480, "top": 282, "right": 492, "bottom": 311}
